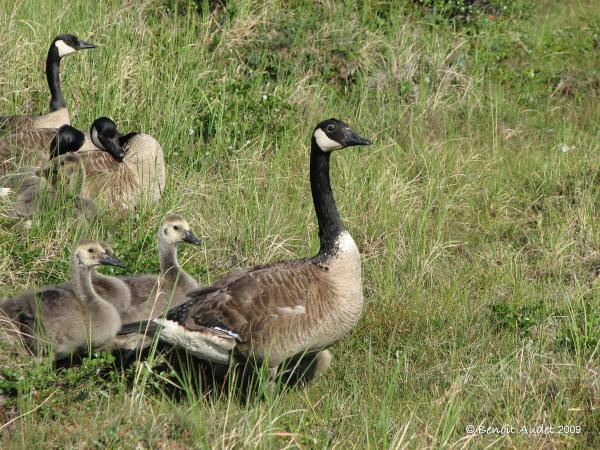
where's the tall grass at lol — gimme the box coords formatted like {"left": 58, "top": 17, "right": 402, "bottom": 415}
{"left": 0, "top": 0, "right": 598, "bottom": 447}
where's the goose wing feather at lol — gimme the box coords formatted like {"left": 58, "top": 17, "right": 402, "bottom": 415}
{"left": 167, "top": 260, "right": 323, "bottom": 344}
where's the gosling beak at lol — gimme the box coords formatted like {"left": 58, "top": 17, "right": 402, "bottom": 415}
{"left": 99, "top": 252, "right": 126, "bottom": 268}
{"left": 76, "top": 39, "right": 96, "bottom": 50}
{"left": 343, "top": 128, "right": 372, "bottom": 147}
{"left": 183, "top": 230, "right": 202, "bottom": 245}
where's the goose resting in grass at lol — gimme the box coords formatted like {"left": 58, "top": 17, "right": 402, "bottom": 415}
{"left": 0, "top": 152, "right": 89, "bottom": 220}
{"left": 75, "top": 117, "right": 165, "bottom": 211}
{"left": 119, "top": 118, "right": 372, "bottom": 382}
{"left": 0, "top": 34, "right": 96, "bottom": 133}
{"left": 0, "top": 240, "right": 125, "bottom": 360}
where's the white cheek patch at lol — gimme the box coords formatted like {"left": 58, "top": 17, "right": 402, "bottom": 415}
{"left": 91, "top": 127, "right": 104, "bottom": 150}
{"left": 55, "top": 40, "right": 77, "bottom": 57}
{"left": 314, "top": 128, "right": 342, "bottom": 152}
{"left": 0, "top": 187, "right": 12, "bottom": 198}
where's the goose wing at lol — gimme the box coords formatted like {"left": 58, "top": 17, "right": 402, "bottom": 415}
{"left": 0, "top": 128, "right": 58, "bottom": 173}
{"left": 166, "top": 260, "right": 322, "bottom": 343}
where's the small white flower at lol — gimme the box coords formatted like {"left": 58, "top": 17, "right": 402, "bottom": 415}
{"left": 262, "top": 94, "right": 267, "bottom": 101}
{"left": 559, "top": 144, "right": 574, "bottom": 153}
{"left": 189, "top": 128, "right": 194, "bottom": 135}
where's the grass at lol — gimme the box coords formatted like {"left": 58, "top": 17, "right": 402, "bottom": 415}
{"left": 0, "top": 0, "right": 598, "bottom": 447}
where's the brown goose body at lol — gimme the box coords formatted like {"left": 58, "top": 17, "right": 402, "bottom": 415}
{"left": 0, "top": 128, "right": 59, "bottom": 174}
{"left": 78, "top": 133, "right": 166, "bottom": 210}
{"left": 0, "top": 109, "right": 70, "bottom": 134}
{"left": 0, "top": 34, "right": 95, "bottom": 133}
{"left": 0, "top": 240, "right": 124, "bottom": 360}
{"left": 120, "top": 119, "right": 372, "bottom": 377}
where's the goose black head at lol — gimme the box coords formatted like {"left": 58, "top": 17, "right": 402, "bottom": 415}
{"left": 312, "top": 118, "right": 372, "bottom": 152}
{"left": 90, "top": 117, "right": 126, "bottom": 162}
{"left": 50, "top": 125, "right": 86, "bottom": 158}
{"left": 74, "top": 240, "right": 126, "bottom": 269}
{"left": 52, "top": 34, "right": 96, "bottom": 58}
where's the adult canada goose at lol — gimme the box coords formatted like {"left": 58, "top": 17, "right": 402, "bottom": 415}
{"left": 120, "top": 215, "right": 202, "bottom": 323}
{"left": 76, "top": 117, "right": 166, "bottom": 210}
{"left": 0, "top": 34, "right": 96, "bottom": 133}
{"left": 0, "top": 125, "right": 84, "bottom": 174}
{"left": 119, "top": 118, "right": 371, "bottom": 381}
{"left": 0, "top": 240, "right": 125, "bottom": 360}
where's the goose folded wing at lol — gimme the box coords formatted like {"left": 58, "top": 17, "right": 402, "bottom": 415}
{"left": 76, "top": 150, "right": 119, "bottom": 177}
{"left": 166, "top": 262, "right": 315, "bottom": 343}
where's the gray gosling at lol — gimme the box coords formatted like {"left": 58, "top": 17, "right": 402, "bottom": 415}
{"left": 0, "top": 240, "right": 125, "bottom": 360}
{"left": 0, "top": 152, "right": 85, "bottom": 220}
{"left": 120, "top": 215, "right": 202, "bottom": 323}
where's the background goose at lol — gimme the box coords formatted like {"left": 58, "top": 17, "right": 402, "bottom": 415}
{"left": 0, "top": 118, "right": 125, "bottom": 175}
{"left": 119, "top": 118, "right": 371, "bottom": 382}
{"left": 0, "top": 240, "right": 124, "bottom": 360}
{"left": 0, "top": 152, "right": 85, "bottom": 220}
{"left": 76, "top": 117, "right": 166, "bottom": 210}
{"left": 0, "top": 125, "right": 84, "bottom": 174}
{"left": 0, "top": 34, "right": 96, "bottom": 133}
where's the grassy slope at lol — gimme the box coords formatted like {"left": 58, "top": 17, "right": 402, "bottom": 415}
{"left": 0, "top": 0, "right": 598, "bottom": 447}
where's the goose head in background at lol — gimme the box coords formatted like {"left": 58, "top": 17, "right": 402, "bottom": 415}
{"left": 49, "top": 125, "right": 86, "bottom": 158}
{"left": 47, "top": 34, "right": 96, "bottom": 112}
{"left": 90, "top": 117, "right": 126, "bottom": 162}
{"left": 51, "top": 34, "right": 96, "bottom": 59}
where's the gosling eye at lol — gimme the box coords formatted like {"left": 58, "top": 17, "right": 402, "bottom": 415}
{"left": 88, "top": 248, "right": 95, "bottom": 253}
{"left": 173, "top": 225, "right": 180, "bottom": 231}
{"left": 326, "top": 124, "right": 335, "bottom": 132}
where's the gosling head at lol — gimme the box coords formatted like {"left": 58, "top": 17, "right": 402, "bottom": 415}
{"left": 52, "top": 34, "right": 96, "bottom": 58}
{"left": 45, "top": 153, "right": 83, "bottom": 189}
{"left": 73, "top": 240, "right": 126, "bottom": 268}
{"left": 49, "top": 125, "right": 85, "bottom": 158}
{"left": 312, "top": 118, "right": 372, "bottom": 153}
{"left": 160, "top": 215, "right": 202, "bottom": 246}
{"left": 90, "top": 117, "right": 126, "bottom": 162}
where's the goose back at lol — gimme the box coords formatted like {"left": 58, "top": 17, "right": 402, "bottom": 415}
{"left": 78, "top": 134, "right": 165, "bottom": 210}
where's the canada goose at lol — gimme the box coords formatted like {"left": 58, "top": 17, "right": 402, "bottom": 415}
{"left": 0, "top": 125, "right": 84, "bottom": 174}
{"left": 76, "top": 117, "right": 165, "bottom": 210}
{"left": 0, "top": 240, "right": 125, "bottom": 360}
{"left": 119, "top": 118, "right": 371, "bottom": 381}
{"left": 0, "top": 34, "right": 96, "bottom": 133}
{"left": 119, "top": 215, "right": 202, "bottom": 323}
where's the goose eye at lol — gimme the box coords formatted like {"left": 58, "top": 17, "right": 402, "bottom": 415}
{"left": 326, "top": 124, "right": 335, "bottom": 132}
{"left": 173, "top": 225, "right": 180, "bottom": 231}
{"left": 88, "top": 248, "right": 94, "bottom": 253}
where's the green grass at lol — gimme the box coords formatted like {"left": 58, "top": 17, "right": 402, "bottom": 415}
{"left": 0, "top": 0, "right": 599, "bottom": 447}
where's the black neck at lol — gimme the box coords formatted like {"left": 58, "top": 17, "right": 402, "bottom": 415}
{"left": 310, "top": 138, "right": 344, "bottom": 255}
{"left": 46, "top": 46, "right": 66, "bottom": 111}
